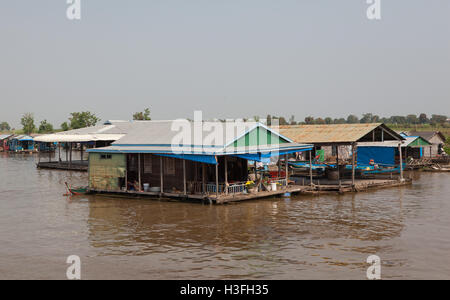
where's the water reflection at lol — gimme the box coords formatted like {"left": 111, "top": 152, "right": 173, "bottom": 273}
{"left": 1, "top": 152, "right": 449, "bottom": 279}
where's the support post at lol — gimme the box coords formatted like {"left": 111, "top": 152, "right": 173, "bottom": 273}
{"left": 202, "top": 163, "right": 206, "bottom": 194}
{"left": 49, "top": 147, "right": 51, "bottom": 162}
{"left": 285, "top": 154, "right": 288, "bottom": 186}
{"left": 58, "top": 143, "right": 61, "bottom": 163}
{"left": 224, "top": 156, "right": 228, "bottom": 195}
{"left": 183, "top": 159, "right": 186, "bottom": 195}
{"left": 160, "top": 156, "right": 164, "bottom": 194}
{"left": 336, "top": 145, "right": 340, "bottom": 181}
{"left": 309, "top": 149, "right": 313, "bottom": 187}
{"left": 351, "top": 143, "right": 356, "bottom": 188}
{"left": 69, "top": 142, "right": 72, "bottom": 167}
{"left": 215, "top": 160, "right": 219, "bottom": 198}
{"left": 138, "top": 154, "right": 142, "bottom": 192}
{"left": 125, "top": 154, "right": 128, "bottom": 191}
{"left": 80, "top": 144, "right": 84, "bottom": 161}
{"left": 398, "top": 143, "right": 404, "bottom": 182}
{"left": 38, "top": 149, "right": 41, "bottom": 164}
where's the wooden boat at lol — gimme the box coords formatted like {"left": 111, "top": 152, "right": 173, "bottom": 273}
{"left": 65, "top": 182, "right": 89, "bottom": 195}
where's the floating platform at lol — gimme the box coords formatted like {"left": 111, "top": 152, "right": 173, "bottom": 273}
{"left": 37, "top": 160, "right": 88, "bottom": 171}
{"left": 87, "top": 178, "right": 411, "bottom": 204}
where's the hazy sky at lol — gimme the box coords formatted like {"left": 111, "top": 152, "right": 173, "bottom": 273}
{"left": 0, "top": 0, "right": 449, "bottom": 128}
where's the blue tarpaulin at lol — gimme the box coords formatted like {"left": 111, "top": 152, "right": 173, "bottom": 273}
{"left": 232, "top": 148, "right": 312, "bottom": 162}
{"left": 156, "top": 153, "right": 218, "bottom": 165}
{"left": 357, "top": 146, "right": 395, "bottom": 166}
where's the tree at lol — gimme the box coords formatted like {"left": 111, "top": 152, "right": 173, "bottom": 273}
{"left": 304, "top": 116, "right": 314, "bottom": 124}
{"left": 289, "top": 115, "right": 297, "bottom": 125}
{"left": 324, "top": 117, "right": 333, "bottom": 124}
{"left": 0, "top": 122, "right": 10, "bottom": 131}
{"left": 360, "top": 113, "right": 374, "bottom": 123}
{"left": 61, "top": 122, "right": 70, "bottom": 131}
{"left": 314, "top": 118, "right": 325, "bottom": 124}
{"left": 21, "top": 113, "right": 35, "bottom": 135}
{"left": 334, "top": 118, "right": 346, "bottom": 124}
{"left": 38, "top": 120, "right": 54, "bottom": 133}
{"left": 406, "top": 114, "right": 418, "bottom": 125}
{"left": 418, "top": 113, "right": 428, "bottom": 124}
{"left": 278, "top": 117, "right": 288, "bottom": 125}
{"left": 346, "top": 115, "right": 359, "bottom": 124}
{"left": 133, "top": 108, "right": 151, "bottom": 120}
{"left": 69, "top": 111, "right": 100, "bottom": 129}
{"left": 430, "top": 114, "right": 447, "bottom": 125}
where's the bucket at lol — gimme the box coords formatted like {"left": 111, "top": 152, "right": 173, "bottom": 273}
{"left": 271, "top": 182, "right": 277, "bottom": 191}
{"left": 143, "top": 183, "right": 150, "bottom": 192}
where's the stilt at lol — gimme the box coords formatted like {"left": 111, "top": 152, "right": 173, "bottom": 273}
{"left": 183, "top": 159, "right": 187, "bottom": 195}
{"left": 351, "top": 143, "right": 356, "bottom": 188}
{"left": 69, "top": 142, "right": 72, "bottom": 167}
{"left": 202, "top": 163, "right": 206, "bottom": 195}
{"left": 160, "top": 156, "right": 164, "bottom": 194}
{"left": 285, "top": 154, "right": 288, "bottom": 186}
{"left": 138, "top": 154, "right": 142, "bottom": 191}
{"left": 309, "top": 149, "right": 313, "bottom": 187}
{"left": 336, "top": 145, "right": 340, "bottom": 181}
{"left": 215, "top": 161, "right": 219, "bottom": 198}
{"left": 224, "top": 156, "right": 228, "bottom": 195}
{"left": 398, "top": 143, "right": 404, "bottom": 182}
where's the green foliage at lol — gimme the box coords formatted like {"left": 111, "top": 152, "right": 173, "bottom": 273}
{"left": 21, "top": 113, "right": 35, "bottom": 135}
{"left": 346, "top": 115, "right": 359, "bottom": 124}
{"left": 133, "top": 108, "right": 151, "bottom": 120}
{"left": 61, "top": 122, "right": 70, "bottom": 131}
{"left": 69, "top": 111, "right": 100, "bottom": 129}
{"left": 38, "top": 120, "right": 54, "bottom": 133}
{"left": 0, "top": 121, "right": 11, "bottom": 131}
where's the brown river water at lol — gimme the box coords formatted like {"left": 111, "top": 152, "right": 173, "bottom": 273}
{"left": 0, "top": 152, "right": 449, "bottom": 279}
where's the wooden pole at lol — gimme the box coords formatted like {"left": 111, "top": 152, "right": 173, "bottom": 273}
{"left": 160, "top": 156, "right": 164, "bottom": 194}
{"left": 336, "top": 145, "right": 340, "bottom": 181}
{"left": 215, "top": 160, "right": 219, "bottom": 197}
{"left": 38, "top": 148, "right": 41, "bottom": 163}
{"left": 80, "top": 144, "right": 83, "bottom": 161}
{"left": 202, "top": 163, "right": 206, "bottom": 194}
{"left": 138, "top": 154, "right": 142, "bottom": 192}
{"left": 351, "top": 143, "right": 356, "bottom": 187}
{"left": 69, "top": 142, "right": 72, "bottom": 167}
{"left": 58, "top": 143, "right": 61, "bottom": 163}
{"left": 224, "top": 156, "right": 228, "bottom": 195}
{"left": 398, "top": 143, "right": 404, "bottom": 181}
{"left": 285, "top": 154, "right": 289, "bottom": 186}
{"left": 125, "top": 154, "right": 128, "bottom": 191}
{"left": 183, "top": 159, "right": 186, "bottom": 195}
{"left": 49, "top": 147, "right": 51, "bottom": 162}
{"left": 309, "top": 149, "right": 313, "bottom": 187}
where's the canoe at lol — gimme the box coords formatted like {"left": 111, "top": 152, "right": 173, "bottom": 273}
{"left": 65, "top": 182, "right": 89, "bottom": 195}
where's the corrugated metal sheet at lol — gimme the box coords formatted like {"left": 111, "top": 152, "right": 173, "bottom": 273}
{"left": 34, "top": 121, "right": 134, "bottom": 142}
{"left": 277, "top": 123, "right": 402, "bottom": 144}
{"left": 358, "top": 136, "right": 431, "bottom": 148}
{"left": 0, "top": 134, "right": 12, "bottom": 140}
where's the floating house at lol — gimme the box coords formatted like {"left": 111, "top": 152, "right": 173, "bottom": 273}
{"left": 0, "top": 134, "right": 13, "bottom": 152}
{"left": 86, "top": 121, "right": 313, "bottom": 203}
{"left": 407, "top": 131, "right": 446, "bottom": 157}
{"left": 357, "top": 135, "right": 432, "bottom": 166}
{"left": 8, "top": 135, "right": 35, "bottom": 152}
{"left": 34, "top": 120, "right": 134, "bottom": 171}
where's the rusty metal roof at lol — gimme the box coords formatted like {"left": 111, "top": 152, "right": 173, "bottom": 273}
{"left": 276, "top": 123, "right": 402, "bottom": 144}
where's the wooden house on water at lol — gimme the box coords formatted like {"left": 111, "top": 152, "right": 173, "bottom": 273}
{"left": 34, "top": 120, "right": 134, "bottom": 171}
{"left": 406, "top": 131, "right": 446, "bottom": 157}
{"left": 0, "top": 134, "right": 13, "bottom": 152}
{"left": 86, "top": 121, "right": 313, "bottom": 203}
{"left": 8, "top": 135, "right": 36, "bottom": 152}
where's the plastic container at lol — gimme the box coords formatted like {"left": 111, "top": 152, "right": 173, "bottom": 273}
{"left": 271, "top": 182, "right": 277, "bottom": 191}
{"left": 143, "top": 183, "right": 150, "bottom": 192}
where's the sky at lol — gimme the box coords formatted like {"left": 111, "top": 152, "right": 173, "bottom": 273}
{"left": 0, "top": 0, "right": 449, "bottom": 128}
